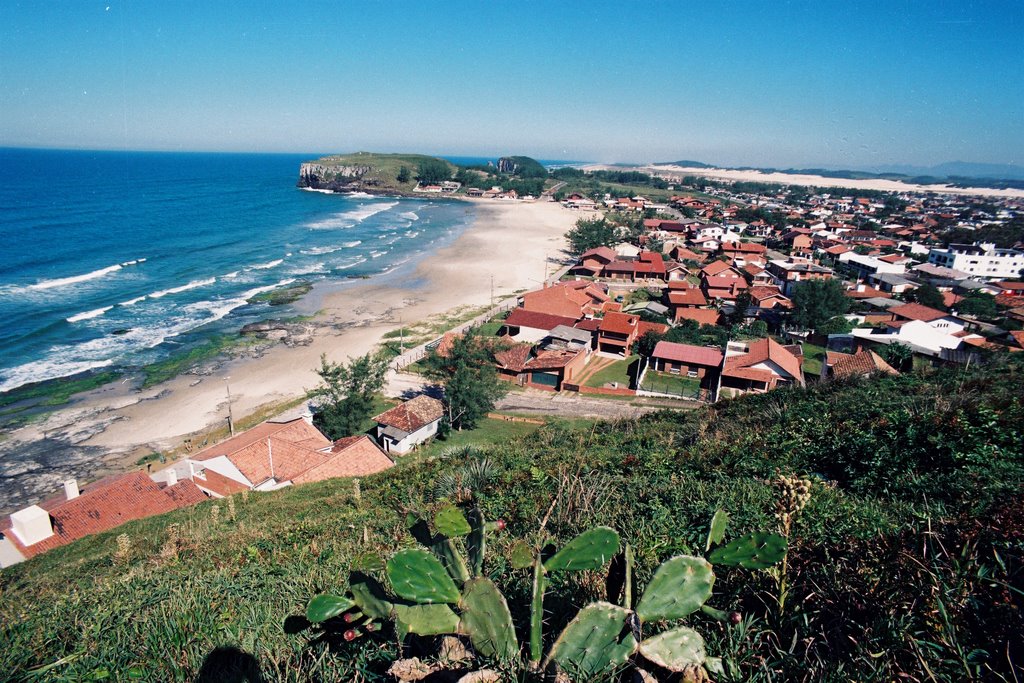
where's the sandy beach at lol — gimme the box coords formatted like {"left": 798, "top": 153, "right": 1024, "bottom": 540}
{"left": 585, "top": 164, "right": 1024, "bottom": 199}
{"left": 0, "top": 199, "right": 578, "bottom": 512}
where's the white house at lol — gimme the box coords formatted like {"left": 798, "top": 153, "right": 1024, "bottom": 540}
{"left": 927, "top": 242, "right": 1024, "bottom": 280}
{"left": 373, "top": 395, "right": 445, "bottom": 455}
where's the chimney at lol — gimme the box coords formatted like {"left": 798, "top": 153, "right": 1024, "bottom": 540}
{"left": 63, "top": 479, "right": 79, "bottom": 500}
{"left": 10, "top": 506, "right": 54, "bottom": 546}
{"left": 166, "top": 468, "right": 178, "bottom": 487}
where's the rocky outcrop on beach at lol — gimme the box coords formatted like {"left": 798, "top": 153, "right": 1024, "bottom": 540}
{"left": 298, "top": 162, "right": 374, "bottom": 191}
{"left": 239, "top": 319, "right": 314, "bottom": 346}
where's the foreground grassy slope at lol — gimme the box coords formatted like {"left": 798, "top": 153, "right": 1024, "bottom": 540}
{"left": 1, "top": 358, "right": 1022, "bottom": 681}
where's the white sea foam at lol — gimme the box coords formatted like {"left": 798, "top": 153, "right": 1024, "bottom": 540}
{"left": 290, "top": 263, "right": 326, "bottom": 275}
{"left": 301, "top": 245, "right": 345, "bottom": 255}
{"left": 119, "top": 295, "right": 147, "bottom": 306}
{"left": 306, "top": 201, "right": 399, "bottom": 229}
{"left": 301, "top": 187, "right": 336, "bottom": 194}
{"left": 26, "top": 260, "right": 137, "bottom": 292}
{"left": 66, "top": 306, "right": 114, "bottom": 323}
{"left": 148, "top": 277, "right": 217, "bottom": 299}
{"left": 223, "top": 271, "right": 240, "bottom": 279}
{"left": 0, "top": 358, "right": 116, "bottom": 394}
{"left": 370, "top": 250, "right": 387, "bottom": 259}
{"left": 399, "top": 211, "right": 419, "bottom": 221}
{"left": 249, "top": 258, "right": 284, "bottom": 270}
{"left": 336, "top": 257, "right": 368, "bottom": 270}
{"left": 405, "top": 231, "right": 420, "bottom": 239}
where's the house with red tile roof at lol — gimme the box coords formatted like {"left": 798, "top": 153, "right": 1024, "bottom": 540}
{"left": 173, "top": 417, "right": 391, "bottom": 496}
{"left": 888, "top": 303, "right": 965, "bottom": 334}
{"left": 373, "top": 395, "right": 445, "bottom": 455}
{"left": 494, "top": 342, "right": 589, "bottom": 391}
{"left": 521, "top": 281, "right": 608, "bottom": 319}
{"left": 596, "top": 311, "right": 642, "bottom": 356}
{"left": 747, "top": 286, "right": 793, "bottom": 310}
{"left": 702, "top": 276, "right": 749, "bottom": 301}
{"left": 648, "top": 341, "right": 724, "bottom": 396}
{"left": 500, "top": 308, "right": 580, "bottom": 342}
{"left": 825, "top": 350, "right": 898, "bottom": 380}
{"left": 699, "top": 260, "right": 745, "bottom": 280}
{"left": 675, "top": 308, "right": 723, "bottom": 327}
{"left": 570, "top": 246, "right": 617, "bottom": 276}
{"left": 0, "top": 471, "right": 206, "bottom": 567}
{"left": 720, "top": 338, "right": 805, "bottom": 396}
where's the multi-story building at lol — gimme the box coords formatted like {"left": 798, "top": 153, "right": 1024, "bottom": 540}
{"left": 927, "top": 242, "right": 1024, "bottom": 280}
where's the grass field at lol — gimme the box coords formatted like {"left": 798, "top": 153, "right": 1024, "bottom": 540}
{"left": 640, "top": 370, "right": 701, "bottom": 398}
{"left": 584, "top": 355, "right": 638, "bottom": 389}
{"left": 800, "top": 341, "right": 827, "bottom": 378}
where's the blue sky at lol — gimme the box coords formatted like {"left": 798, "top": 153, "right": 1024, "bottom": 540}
{"left": 1, "top": 1, "right": 1022, "bottom": 167}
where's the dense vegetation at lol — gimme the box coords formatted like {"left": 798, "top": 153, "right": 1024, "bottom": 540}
{"left": 1, "top": 358, "right": 1022, "bottom": 681}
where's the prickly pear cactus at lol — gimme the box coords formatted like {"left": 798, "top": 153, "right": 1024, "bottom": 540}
{"left": 543, "top": 526, "right": 620, "bottom": 572}
{"left": 544, "top": 601, "right": 637, "bottom": 680}
{"left": 638, "top": 626, "right": 706, "bottom": 672}
{"left": 707, "top": 531, "right": 787, "bottom": 569}
{"left": 466, "top": 507, "right": 486, "bottom": 578}
{"left": 435, "top": 503, "right": 472, "bottom": 537}
{"left": 348, "top": 572, "right": 393, "bottom": 620}
{"left": 387, "top": 548, "right": 462, "bottom": 604}
{"left": 432, "top": 538, "right": 471, "bottom": 585}
{"left": 509, "top": 540, "right": 534, "bottom": 570}
{"left": 306, "top": 594, "right": 354, "bottom": 623}
{"left": 458, "top": 578, "right": 518, "bottom": 660}
{"left": 635, "top": 555, "right": 714, "bottom": 622}
{"left": 394, "top": 603, "right": 460, "bottom": 636}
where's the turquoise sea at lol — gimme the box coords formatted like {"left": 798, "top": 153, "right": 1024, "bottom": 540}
{"left": 0, "top": 148, "right": 476, "bottom": 393}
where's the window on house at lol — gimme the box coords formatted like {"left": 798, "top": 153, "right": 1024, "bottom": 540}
{"left": 669, "top": 366, "right": 680, "bottom": 375}
{"left": 687, "top": 369, "right": 699, "bottom": 378}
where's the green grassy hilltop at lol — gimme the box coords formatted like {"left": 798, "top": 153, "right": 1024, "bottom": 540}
{"left": 1, "top": 358, "right": 1022, "bottom": 681}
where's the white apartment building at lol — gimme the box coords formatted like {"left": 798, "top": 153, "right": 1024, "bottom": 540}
{"left": 927, "top": 242, "right": 1024, "bottom": 280}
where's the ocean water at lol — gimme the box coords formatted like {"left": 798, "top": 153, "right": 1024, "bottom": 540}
{"left": 0, "top": 148, "right": 475, "bottom": 393}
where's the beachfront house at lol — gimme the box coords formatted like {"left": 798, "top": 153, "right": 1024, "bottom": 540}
{"left": 162, "top": 417, "right": 393, "bottom": 497}
{"left": 373, "top": 395, "right": 445, "bottom": 455}
{"left": 0, "top": 472, "right": 206, "bottom": 568}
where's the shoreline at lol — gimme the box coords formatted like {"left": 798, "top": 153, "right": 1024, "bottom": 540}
{"left": 0, "top": 199, "right": 579, "bottom": 513}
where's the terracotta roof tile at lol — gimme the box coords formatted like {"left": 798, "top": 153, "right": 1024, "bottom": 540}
{"left": 723, "top": 338, "right": 802, "bottom": 383}
{"left": 831, "top": 350, "right": 898, "bottom": 378}
{"left": 652, "top": 342, "right": 723, "bottom": 367}
{"left": 373, "top": 395, "right": 444, "bottom": 433}
{"left": 890, "top": 302, "right": 947, "bottom": 322}
{"left": 504, "top": 308, "right": 579, "bottom": 330}
{"left": 292, "top": 436, "right": 393, "bottom": 483}
{"left": 599, "top": 311, "right": 639, "bottom": 335}
{"left": 676, "top": 308, "right": 722, "bottom": 326}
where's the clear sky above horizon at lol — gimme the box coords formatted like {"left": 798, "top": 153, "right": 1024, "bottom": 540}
{"left": 1, "top": 1, "right": 1022, "bottom": 168}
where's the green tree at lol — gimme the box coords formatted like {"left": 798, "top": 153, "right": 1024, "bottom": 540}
{"left": 416, "top": 158, "right": 452, "bottom": 184}
{"left": 956, "top": 292, "right": 997, "bottom": 318}
{"left": 904, "top": 283, "right": 945, "bottom": 310}
{"left": 728, "top": 291, "right": 753, "bottom": 327}
{"left": 566, "top": 217, "right": 619, "bottom": 255}
{"left": 818, "top": 316, "right": 855, "bottom": 335}
{"left": 422, "top": 329, "right": 509, "bottom": 431}
{"left": 634, "top": 329, "right": 663, "bottom": 358}
{"left": 307, "top": 352, "right": 390, "bottom": 440}
{"left": 791, "top": 279, "right": 850, "bottom": 331}
{"left": 883, "top": 342, "right": 914, "bottom": 372}
{"left": 396, "top": 166, "right": 411, "bottom": 183}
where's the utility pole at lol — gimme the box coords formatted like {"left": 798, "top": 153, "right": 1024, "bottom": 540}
{"left": 399, "top": 314, "right": 404, "bottom": 354}
{"left": 223, "top": 377, "right": 235, "bottom": 436}
{"left": 490, "top": 275, "right": 494, "bottom": 307}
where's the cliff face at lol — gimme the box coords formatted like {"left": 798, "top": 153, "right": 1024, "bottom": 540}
{"left": 297, "top": 163, "right": 373, "bottom": 190}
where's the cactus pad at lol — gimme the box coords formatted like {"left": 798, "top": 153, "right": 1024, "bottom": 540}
{"left": 705, "top": 509, "right": 730, "bottom": 552}
{"left": 306, "top": 593, "right": 354, "bottom": 623}
{"left": 544, "top": 601, "right": 637, "bottom": 679}
{"left": 636, "top": 555, "right": 714, "bottom": 622}
{"left": 638, "top": 626, "right": 706, "bottom": 671}
{"left": 348, "top": 572, "right": 393, "bottom": 620}
{"left": 435, "top": 504, "right": 472, "bottom": 538}
{"left": 458, "top": 578, "right": 518, "bottom": 660}
{"left": 707, "top": 532, "right": 787, "bottom": 569}
{"left": 393, "top": 603, "right": 460, "bottom": 636}
{"left": 466, "top": 507, "right": 486, "bottom": 578}
{"left": 510, "top": 540, "right": 534, "bottom": 569}
{"left": 387, "top": 548, "right": 462, "bottom": 604}
{"left": 351, "top": 552, "right": 385, "bottom": 573}
{"left": 543, "top": 526, "right": 620, "bottom": 572}
{"left": 432, "top": 538, "right": 471, "bottom": 585}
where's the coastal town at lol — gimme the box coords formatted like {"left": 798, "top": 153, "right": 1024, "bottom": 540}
{"left": 3, "top": 159, "right": 1022, "bottom": 568}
